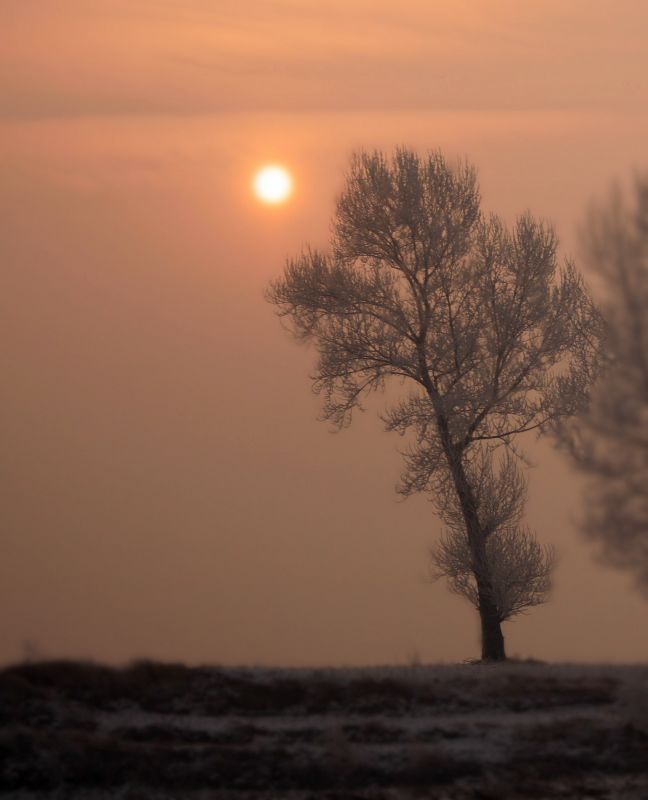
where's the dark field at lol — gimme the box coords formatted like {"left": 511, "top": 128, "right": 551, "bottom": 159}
{"left": 2, "top": 659, "right": 648, "bottom": 799}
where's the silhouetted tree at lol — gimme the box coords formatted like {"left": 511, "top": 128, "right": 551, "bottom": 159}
{"left": 559, "top": 177, "right": 648, "bottom": 594}
{"left": 268, "top": 149, "right": 600, "bottom": 661}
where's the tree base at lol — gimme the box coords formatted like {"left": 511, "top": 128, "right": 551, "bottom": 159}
{"left": 480, "top": 604, "right": 506, "bottom": 662}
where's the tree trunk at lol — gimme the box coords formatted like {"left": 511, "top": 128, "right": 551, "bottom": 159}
{"left": 478, "top": 595, "right": 506, "bottom": 661}
{"left": 433, "top": 418, "right": 507, "bottom": 661}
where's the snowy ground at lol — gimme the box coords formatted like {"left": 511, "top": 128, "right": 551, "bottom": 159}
{"left": 1, "top": 660, "right": 648, "bottom": 798}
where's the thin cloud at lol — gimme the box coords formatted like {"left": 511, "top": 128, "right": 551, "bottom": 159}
{"left": 1, "top": 0, "right": 647, "bottom": 119}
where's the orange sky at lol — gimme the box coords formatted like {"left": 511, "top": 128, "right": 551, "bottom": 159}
{"left": 2, "top": 1, "right": 648, "bottom": 666}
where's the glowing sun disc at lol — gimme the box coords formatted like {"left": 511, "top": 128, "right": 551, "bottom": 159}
{"left": 253, "top": 165, "right": 293, "bottom": 204}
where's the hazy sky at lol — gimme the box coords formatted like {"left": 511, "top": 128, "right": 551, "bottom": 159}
{"left": 2, "top": 1, "right": 648, "bottom": 666}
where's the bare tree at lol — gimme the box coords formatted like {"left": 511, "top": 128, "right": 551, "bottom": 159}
{"left": 559, "top": 177, "right": 648, "bottom": 593}
{"left": 267, "top": 149, "right": 600, "bottom": 660}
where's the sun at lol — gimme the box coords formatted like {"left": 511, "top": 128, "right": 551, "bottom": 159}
{"left": 253, "top": 165, "right": 293, "bottom": 205}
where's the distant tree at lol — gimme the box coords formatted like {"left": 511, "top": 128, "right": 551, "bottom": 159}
{"left": 559, "top": 177, "right": 648, "bottom": 593}
{"left": 267, "top": 149, "right": 600, "bottom": 661}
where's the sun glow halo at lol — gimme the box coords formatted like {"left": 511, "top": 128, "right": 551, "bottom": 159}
{"left": 253, "top": 165, "right": 293, "bottom": 204}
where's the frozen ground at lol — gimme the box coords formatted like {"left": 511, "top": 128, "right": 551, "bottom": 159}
{"left": 1, "top": 659, "right": 647, "bottom": 798}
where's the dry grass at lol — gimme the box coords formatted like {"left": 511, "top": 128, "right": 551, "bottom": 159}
{"left": 1, "top": 659, "right": 647, "bottom": 798}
